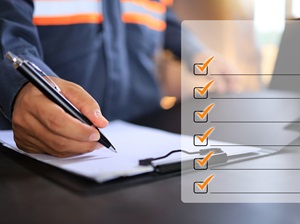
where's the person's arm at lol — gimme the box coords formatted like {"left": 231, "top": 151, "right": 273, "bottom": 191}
{"left": 0, "top": 0, "right": 108, "bottom": 157}
{"left": 0, "top": 0, "right": 57, "bottom": 121}
{"left": 164, "top": 9, "right": 240, "bottom": 93}
{"left": 164, "top": 9, "right": 203, "bottom": 64}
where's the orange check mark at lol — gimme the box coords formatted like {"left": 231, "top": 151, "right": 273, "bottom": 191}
{"left": 196, "top": 56, "right": 214, "bottom": 72}
{"left": 196, "top": 103, "right": 215, "bottom": 119}
{"left": 196, "top": 174, "right": 215, "bottom": 190}
{"left": 196, "top": 127, "right": 214, "bottom": 143}
{"left": 195, "top": 150, "right": 214, "bottom": 167}
{"left": 195, "top": 80, "right": 214, "bottom": 96}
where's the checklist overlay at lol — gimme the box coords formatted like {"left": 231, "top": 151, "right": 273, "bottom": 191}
{"left": 181, "top": 20, "right": 300, "bottom": 203}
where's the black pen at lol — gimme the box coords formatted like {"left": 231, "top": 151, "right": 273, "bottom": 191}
{"left": 5, "top": 51, "right": 117, "bottom": 153}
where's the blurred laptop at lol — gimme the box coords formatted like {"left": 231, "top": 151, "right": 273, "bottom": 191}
{"left": 269, "top": 20, "right": 300, "bottom": 91}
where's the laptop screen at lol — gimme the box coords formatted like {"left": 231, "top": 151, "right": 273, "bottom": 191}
{"left": 270, "top": 20, "right": 300, "bottom": 91}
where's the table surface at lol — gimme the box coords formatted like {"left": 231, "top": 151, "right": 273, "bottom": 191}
{"left": 1, "top": 99, "right": 300, "bottom": 224}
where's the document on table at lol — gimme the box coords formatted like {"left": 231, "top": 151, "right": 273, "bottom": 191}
{"left": 0, "top": 121, "right": 265, "bottom": 183}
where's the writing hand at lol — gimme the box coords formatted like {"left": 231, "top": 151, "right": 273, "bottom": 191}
{"left": 12, "top": 77, "right": 108, "bottom": 157}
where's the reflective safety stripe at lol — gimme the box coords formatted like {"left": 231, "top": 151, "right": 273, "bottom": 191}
{"left": 32, "top": 0, "right": 167, "bottom": 29}
{"left": 121, "top": 1, "right": 166, "bottom": 31}
{"left": 33, "top": 14, "right": 103, "bottom": 26}
{"left": 33, "top": 0, "right": 103, "bottom": 25}
{"left": 122, "top": 1, "right": 165, "bottom": 20}
{"left": 121, "top": 0, "right": 166, "bottom": 14}
{"left": 160, "top": 0, "right": 173, "bottom": 7}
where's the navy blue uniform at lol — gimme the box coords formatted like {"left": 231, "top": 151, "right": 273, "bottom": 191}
{"left": 0, "top": 0, "right": 201, "bottom": 129}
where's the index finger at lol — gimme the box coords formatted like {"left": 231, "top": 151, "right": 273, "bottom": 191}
{"left": 32, "top": 95, "right": 101, "bottom": 142}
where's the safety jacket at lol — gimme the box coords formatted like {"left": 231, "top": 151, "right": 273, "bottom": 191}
{"left": 0, "top": 0, "right": 200, "bottom": 128}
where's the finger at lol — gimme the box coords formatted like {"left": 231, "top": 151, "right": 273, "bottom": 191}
{"left": 29, "top": 94, "right": 101, "bottom": 142}
{"left": 15, "top": 131, "right": 99, "bottom": 157}
{"left": 60, "top": 82, "right": 108, "bottom": 128}
{"left": 45, "top": 135, "right": 103, "bottom": 157}
{"left": 14, "top": 128, "right": 51, "bottom": 154}
{"left": 13, "top": 115, "right": 51, "bottom": 154}
{"left": 14, "top": 114, "right": 103, "bottom": 157}
{"left": 13, "top": 130, "right": 42, "bottom": 154}
{"left": 42, "top": 130, "right": 103, "bottom": 157}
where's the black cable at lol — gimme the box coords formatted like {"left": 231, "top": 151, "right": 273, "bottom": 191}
{"left": 139, "top": 149, "right": 200, "bottom": 166}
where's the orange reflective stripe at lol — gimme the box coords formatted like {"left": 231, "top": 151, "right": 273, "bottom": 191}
{"left": 33, "top": 14, "right": 103, "bottom": 25}
{"left": 120, "top": 0, "right": 166, "bottom": 14}
{"left": 33, "top": 0, "right": 102, "bottom": 2}
{"left": 122, "top": 13, "right": 166, "bottom": 31}
{"left": 160, "top": 0, "right": 173, "bottom": 6}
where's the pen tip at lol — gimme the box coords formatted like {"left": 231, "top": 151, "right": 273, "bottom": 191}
{"left": 109, "top": 145, "right": 117, "bottom": 153}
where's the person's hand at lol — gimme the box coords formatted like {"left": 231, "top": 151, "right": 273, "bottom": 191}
{"left": 12, "top": 77, "right": 108, "bottom": 157}
{"left": 193, "top": 51, "right": 241, "bottom": 93}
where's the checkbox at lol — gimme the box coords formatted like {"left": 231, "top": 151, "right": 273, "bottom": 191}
{"left": 193, "top": 80, "right": 214, "bottom": 99}
{"left": 194, "top": 111, "right": 208, "bottom": 123}
{"left": 193, "top": 174, "right": 214, "bottom": 194}
{"left": 194, "top": 134, "right": 208, "bottom": 146}
{"left": 193, "top": 56, "right": 214, "bottom": 76}
{"left": 193, "top": 158, "right": 208, "bottom": 170}
{"left": 193, "top": 63, "right": 208, "bottom": 75}
{"left": 194, "top": 128, "right": 214, "bottom": 147}
{"left": 194, "top": 87, "right": 208, "bottom": 99}
{"left": 193, "top": 181, "right": 208, "bottom": 194}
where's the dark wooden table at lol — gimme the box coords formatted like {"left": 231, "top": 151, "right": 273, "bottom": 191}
{"left": 1, "top": 103, "right": 300, "bottom": 224}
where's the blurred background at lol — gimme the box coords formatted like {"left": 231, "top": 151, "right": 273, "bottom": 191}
{"left": 159, "top": 0, "right": 300, "bottom": 110}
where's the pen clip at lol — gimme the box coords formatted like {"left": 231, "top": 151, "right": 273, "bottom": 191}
{"left": 26, "top": 61, "right": 61, "bottom": 92}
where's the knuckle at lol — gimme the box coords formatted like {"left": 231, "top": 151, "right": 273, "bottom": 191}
{"left": 69, "top": 82, "right": 84, "bottom": 92}
{"left": 13, "top": 112, "right": 31, "bottom": 129}
{"left": 69, "top": 84, "right": 93, "bottom": 103}
{"left": 75, "top": 84, "right": 84, "bottom": 92}
{"left": 14, "top": 139, "right": 37, "bottom": 154}
{"left": 84, "top": 94, "right": 97, "bottom": 105}
{"left": 12, "top": 114, "right": 22, "bottom": 127}
{"left": 12, "top": 111, "right": 29, "bottom": 129}
{"left": 51, "top": 137, "right": 69, "bottom": 152}
{"left": 22, "top": 90, "right": 32, "bottom": 103}
{"left": 45, "top": 112, "right": 64, "bottom": 130}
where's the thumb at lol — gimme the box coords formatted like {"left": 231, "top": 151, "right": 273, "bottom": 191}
{"left": 57, "top": 79, "right": 109, "bottom": 128}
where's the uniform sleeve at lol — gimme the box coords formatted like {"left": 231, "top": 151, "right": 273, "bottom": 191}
{"left": 164, "top": 8, "right": 204, "bottom": 64}
{"left": 0, "top": 0, "right": 57, "bottom": 121}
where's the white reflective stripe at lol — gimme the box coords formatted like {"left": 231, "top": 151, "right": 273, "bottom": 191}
{"left": 33, "top": 0, "right": 102, "bottom": 17}
{"left": 122, "top": 2, "right": 166, "bottom": 21}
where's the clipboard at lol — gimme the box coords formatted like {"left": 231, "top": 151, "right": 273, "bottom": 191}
{"left": 0, "top": 142, "right": 279, "bottom": 195}
{"left": 0, "top": 143, "right": 181, "bottom": 195}
{"left": 0, "top": 121, "right": 281, "bottom": 194}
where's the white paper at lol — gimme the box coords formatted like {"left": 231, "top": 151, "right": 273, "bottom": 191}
{"left": 0, "top": 121, "right": 263, "bottom": 183}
